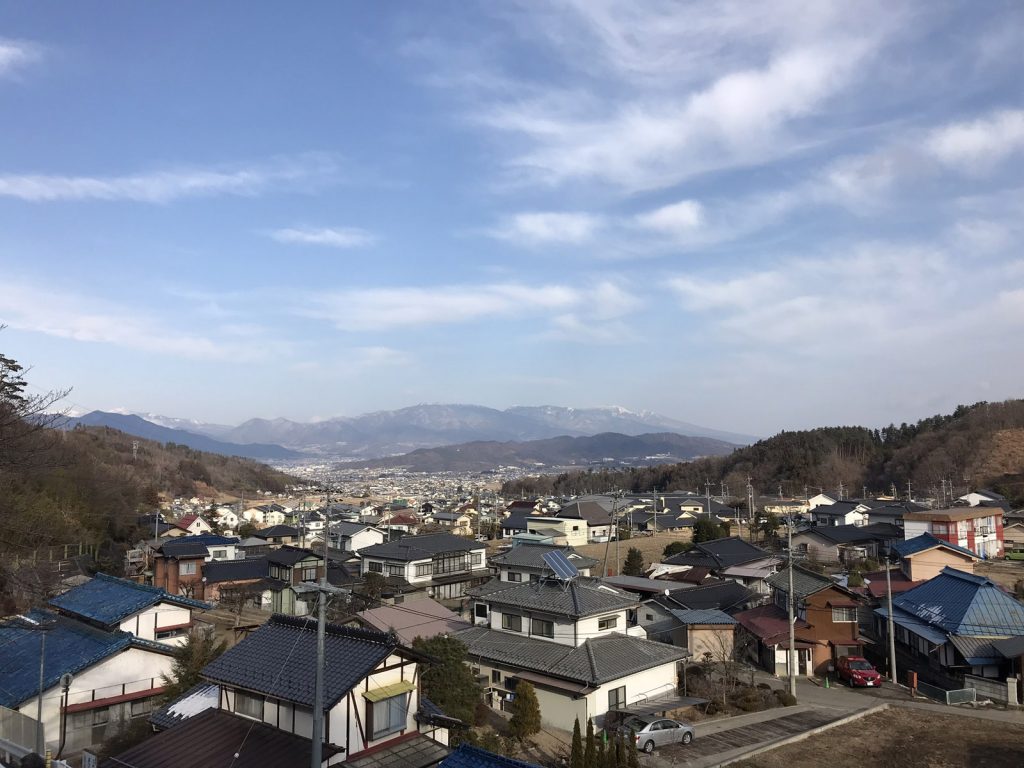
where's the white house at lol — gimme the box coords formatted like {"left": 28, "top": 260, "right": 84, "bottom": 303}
{"left": 488, "top": 543, "right": 597, "bottom": 583}
{"left": 460, "top": 576, "right": 688, "bottom": 730}
{"left": 108, "top": 615, "right": 452, "bottom": 768}
{"left": 0, "top": 610, "right": 176, "bottom": 755}
{"left": 176, "top": 514, "right": 213, "bottom": 536}
{"left": 326, "top": 521, "right": 387, "bottom": 553}
{"left": 358, "top": 532, "right": 490, "bottom": 602}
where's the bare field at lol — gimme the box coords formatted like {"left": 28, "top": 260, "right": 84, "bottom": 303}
{"left": 976, "top": 559, "right": 1024, "bottom": 590}
{"left": 731, "top": 708, "right": 1024, "bottom": 768}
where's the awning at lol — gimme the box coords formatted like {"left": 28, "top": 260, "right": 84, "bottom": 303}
{"left": 363, "top": 680, "right": 415, "bottom": 702}
{"left": 513, "top": 671, "right": 597, "bottom": 696}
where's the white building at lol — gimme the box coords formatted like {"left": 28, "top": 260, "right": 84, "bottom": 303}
{"left": 358, "top": 532, "right": 490, "bottom": 602}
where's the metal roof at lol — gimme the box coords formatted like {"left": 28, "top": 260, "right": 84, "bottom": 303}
{"left": 49, "top": 572, "right": 209, "bottom": 626}
{"left": 200, "top": 614, "right": 403, "bottom": 708}
{"left": 470, "top": 578, "right": 638, "bottom": 618}
{"left": 0, "top": 610, "right": 174, "bottom": 709}
{"left": 668, "top": 608, "right": 738, "bottom": 626}
{"left": 654, "top": 580, "right": 755, "bottom": 612}
{"left": 202, "top": 557, "right": 270, "bottom": 583}
{"left": 892, "top": 533, "right": 979, "bottom": 560}
{"left": 874, "top": 605, "right": 952, "bottom": 646}
{"left": 892, "top": 566, "right": 1024, "bottom": 636}
{"left": 490, "top": 543, "right": 598, "bottom": 571}
{"left": 950, "top": 635, "right": 1006, "bottom": 665}
{"left": 439, "top": 744, "right": 542, "bottom": 768}
{"left": 663, "top": 537, "right": 770, "bottom": 569}
{"left": 358, "top": 598, "right": 471, "bottom": 644}
{"left": 456, "top": 627, "right": 689, "bottom": 685}
{"left": 766, "top": 567, "right": 836, "bottom": 599}
{"left": 148, "top": 682, "right": 220, "bottom": 730}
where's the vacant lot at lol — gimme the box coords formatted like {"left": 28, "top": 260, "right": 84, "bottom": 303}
{"left": 731, "top": 708, "right": 1024, "bottom": 768}
{"left": 576, "top": 532, "right": 693, "bottom": 576}
{"left": 976, "top": 559, "right": 1024, "bottom": 590}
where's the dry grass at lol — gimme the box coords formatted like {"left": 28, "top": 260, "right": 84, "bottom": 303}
{"left": 731, "top": 708, "right": 1024, "bottom": 768}
{"left": 574, "top": 530, "right": 761, "bottom": 576}
{"left": 976, "top": 559, "right": 1024, "bottom": 590}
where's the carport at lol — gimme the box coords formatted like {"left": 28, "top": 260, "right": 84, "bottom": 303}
{"left": 604, "top": 691, "right": 709, "bottom": 728}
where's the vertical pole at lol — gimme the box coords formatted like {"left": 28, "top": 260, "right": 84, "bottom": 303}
{"left": 37, "top": 632, "right": 45, "bottom": 753}
{"left": 886, "top": 558, "right": 898, "bottom": 685}
{"left": 312, "top": 502, "right": 329, "bottom": 768}
{"left": 788, "top": 519, "right": 797, "bottom": 699}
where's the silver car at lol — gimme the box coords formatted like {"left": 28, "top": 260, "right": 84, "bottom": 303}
{"left": 619, "top": 715, "right": 695, "bottom": 753}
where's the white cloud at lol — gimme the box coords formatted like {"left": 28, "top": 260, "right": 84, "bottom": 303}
{"left": 634, "top": 200, "right": 703, "bottom": 235}
{"left": 0, "top": 275, "right": 263, "bottom": 361}
{"left": 489, "top": 212, "right": 603, "bottom": 244}
{"left": 926, "top": 109, "right": 1024, "bottom": 172}
{"left": 269, "top": 226, "right": 377, "bottom": 249}
{"left": 0, "top": 154, "right": 336, "bottom": 203}
{"left": 0, "top": 40, "right": 42, "bottom": 78}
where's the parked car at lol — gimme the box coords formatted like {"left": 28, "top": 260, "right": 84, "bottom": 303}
{"left": 836, "top": 655, "right": 882, "bottom": 687}
{"left": 1005, "top": 546, "right": 1024, "bottom": 561}
{"left": 618, "top": 715, "right": 694, "bottom": 753}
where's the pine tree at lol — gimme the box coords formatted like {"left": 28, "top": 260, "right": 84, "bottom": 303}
{"left": 584, "top": 718, "right": 596, "bottom": 767}
{"left": 622, "top": 547, "right": 645, "bottom": 576}
{"left": 596, "top": 734, "right": 606, "bottom": 766}
{"left": 160, "top": 629, "right": 226, "bottom": 702}
{"left": 627, "top": 732, "right": 640, "bottom": 768}
{"left": 508, "top": 681, "right": 542, "bottom": 739}
{"left": 570, "top": 717, "right": 584, "bottom": 768}
{"left": 412, "top": 635, "right": 481, "bottom": 726}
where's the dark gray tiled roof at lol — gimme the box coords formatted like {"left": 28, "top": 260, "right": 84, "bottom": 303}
{"left": 469, "top": 578, "right": 637, "bottom": 618}
{"left": 766, "top": 566, "right": 836, "bottom": 599}
{"left": 359, "top": 532, "right": 485, "bottom": 561}
{"left": 662, "top": 537, "right": 770, "bottom": 569}
{"left": 266, "top": 546, "right": 321, "bottom": 566}
{"left": 200, "top": 615, "right": 399, "bottom": 707}
{"left": 256, "top": 525, "right": 298, "bottom": 539}
{"left": 456, "top": 627, "right": 688, "bottom": 685}
{"left": 802, "top": 523, "right": 901, "bottom": 544}
{"left": 651, "top": 580, "right": 755, "bottom": 612}
{"left": 489, "top": 544, "right": 598, "bottom": 571}
{"left": 202, "top": 557, "right": 270, "bottom": 583}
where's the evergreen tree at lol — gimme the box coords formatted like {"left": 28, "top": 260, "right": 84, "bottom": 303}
{"left": 584, "top": 718, "right": 596, "bottom": 767}
{"left": 627, "top": 732, "right": 640, "bottom": 768}
{"left": 570, "top": 717, "right": 584, "bottom": 768}
{"left": 411, "top": 635, "right": 481, "bottom": 726}
{"left": 160, "top": 629, "right": 227, "bottom": 702}
{"left": 622, "top": 547, "right": 644, "bottom": 576}
{"left": 596, "top": 734, "right": 606, "bottom": 766}
{"left": 508, "top": 681, "right": 541, "bottom": 739}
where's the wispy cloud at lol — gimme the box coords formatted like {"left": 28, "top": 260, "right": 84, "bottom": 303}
{"left": 634, "top": 200, "right": 704, "bottom": 236}
{"left": 269, "top": 226, "right": 377, "bottom": 249}
{"left": 0, "top": 154, "right": 338, "bottom": 203}
{"left": 0, "top": 39, "right": 43, "bottom": 78}
{"left": 925, "top": 109, "right": 1024, "bottom": 172}
{"left": 488, "top": 211, "right": 603, "bottom": 244}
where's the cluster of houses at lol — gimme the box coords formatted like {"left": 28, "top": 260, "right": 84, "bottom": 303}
{"left": 3, "top": 486, "right": 1022, "bottom": 766}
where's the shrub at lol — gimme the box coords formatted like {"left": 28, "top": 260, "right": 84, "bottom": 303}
{"left": 756, "top": 682, "right": 772, "bottom": 690}
{"left": 775, "top": 691, "right": 798, "bottom": 706}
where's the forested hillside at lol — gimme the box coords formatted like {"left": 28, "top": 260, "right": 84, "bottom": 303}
{"left": 0, "top": 348, "right": 296, "bottom": 559}
{"left": 503, "top": 400, "right": 1024, "bottom": 507}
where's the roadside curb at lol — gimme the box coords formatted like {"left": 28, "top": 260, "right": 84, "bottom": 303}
{"left": 711, "top": 704, "right": 887, "bottom": 767}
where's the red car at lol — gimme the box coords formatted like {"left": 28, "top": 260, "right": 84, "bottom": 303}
{"left": 836, "top": 656, "right": 881, "bottom": 687}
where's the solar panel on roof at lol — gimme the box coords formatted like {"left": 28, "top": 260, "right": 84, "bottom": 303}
{"left": 542, "top": 550, "right": 579, "bottom": 581}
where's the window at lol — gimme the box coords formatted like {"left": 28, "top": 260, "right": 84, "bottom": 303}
{"left": 70, "top": 707, "right": 109, "bottom": 729}
{"left": 507, "top": 572, "right": 523, "bottom": 582}
{"left": 502, "top": 614, "right": 522, "bottom": 632}
{"left": 371, "top": 694, "right": 408, "bottom": 739}
{"left": 130, "top": 698, "right": 153, "bottom": 718}
{"left": 491, "top": 670, "right": 501, "bottom": 684}
{"left": 831, "top": 606, "right": 857, "bottom": 623}
{"left": 645, "top": 613, "right": 654, "bottom": 622}
{"left": 179, "top": 561, "right": 197, "bottom": 576}
{"left": 531, "top": 618, "right": 554, "bottom": 638}
{"left": 598, "top": 615, "right": 619, "bottom": 631}
{"left": 932, "top": 523, "right": 947, "bottom": 535}
{"left": 471, "top": 553, "right": 483, "bottom": 566}
{"left": 433, "top": 552, "right": 469, "bottom": 575}
{"left": 415, "top": 563, "right": 432, "bottom": 577}
{"left": 300, "top": 566, "right": 318, "bottom": 582}
{"left": 475, "top": 603, "right": 488, "bottom": 619}
{"left": 156, "top": 627, "right": 188, "bottom": 640}
{"left": 572, "top": 525, "right": 580, "bottom": 532}
{"left": 367, "top": 561, "right": 383, "bottom": 573}
{"left": 211, "top": 549, "right": 227, "bottom": 559}
{"left": 608, "top": 686, "right": 626, "bottom": 710}
{"left": 235, "top": 691, "right": 264, "bottom": 720}
{"left": 385, "top": 564, "right": 405, "bottom": 577}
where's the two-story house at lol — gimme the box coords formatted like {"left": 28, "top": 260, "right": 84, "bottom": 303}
{"left": 266, "top": 546, "right": 326, "bottom": 615}
{"left": 790, "top": 523, "right": 902, "bottom": 565}
{"left": 488, "top": 543, "right": 597, "bottom": 583}
{"left": 734, "top": 566, "right": 862, "bottom": 677}
{"left": 104, "top": 615, "right": 453, "bottom": 768}
{"left": 0, "top": 610, "right": 176, "bottom": 756}
{"left": 459, "top": 577, "right": 688, "bottom": 731}
{"left": 903, "top": 507, "right": 1004, "bottom": 559}
{"left": 326, "top": 521, "right": 387, "bottom": 553}
{"left": 152, "top": 535, "right": 243, "bottom": 599}
{"left": 175, "top": 514, "right": 214, "bottom": 536}
{"left": 358, "top": 533, "right": 490, "bottom": 603}
{"left": 892, "top": 532, "right": 979, "bottom": 580}
{"left": 49, "top": 572, "right": 209, "bottom": 645}
{"left": 662, "top": 537, "right": 782, "bottom": 596}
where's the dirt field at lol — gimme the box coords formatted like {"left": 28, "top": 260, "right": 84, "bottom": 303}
{"left": 573, "top": 529, "right": 759, "bottom": 576}
{"left": 731, "top": 708, "right": 1024, "bottom": 768}
{"left": 976, "top": 559, "right": 1024, "bottom": 590}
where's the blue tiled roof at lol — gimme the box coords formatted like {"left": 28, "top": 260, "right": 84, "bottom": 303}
{"left": 200, "top": 615, "right": 400, "bottom": 708}
{"left": 440, "top": 744, "right": 542, "bottom": 768}
{"left": 668, "top": 608, "right": 738, "bottom": 626}
{"left": 893, "top": 533, "right": 978, "bottom": 560}
{"left": 50, "top": 572, "right": 209, "bottom": 626}
{"left": 893, "top": 567, "right": 1024, "bottom": 636}
{"left": 0, "top": 611, "right": 173, "bottom": 708}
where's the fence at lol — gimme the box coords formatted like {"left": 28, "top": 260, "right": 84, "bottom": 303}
{"left": 0, "top": 705, "right": 40, "bottom": 753}
{"left": 916, "top": 680, "right": 977, "bottom": 706}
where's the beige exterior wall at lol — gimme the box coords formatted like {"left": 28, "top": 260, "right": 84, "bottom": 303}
{"left": 688, "top": 626, "right": 735, "bottom": 661}
{"left": 904, "top": 547, "right": 976, "bottom": 580}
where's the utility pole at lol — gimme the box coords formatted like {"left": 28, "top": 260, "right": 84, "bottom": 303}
{"left": 885, "top": 556, "right": 898, "bottom": 685}
{"left": 906, "top": 480, "right": 912, "bottom": 502}
{"left": 746, "top": 477, "right": 755, "bottom": 542}
{"left": 787, "top": 518, "right": 797, "bottom": 699}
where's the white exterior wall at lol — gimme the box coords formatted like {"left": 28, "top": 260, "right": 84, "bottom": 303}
{"left": 579, "top": 662, "right": 679, "bottom": 730}
{"left": 345, "top": 528, "right": 386, "bottom": 553}
{"left": 117, "top": 602, "right": 192, "bottom": 644}
{"left": 903, "top": 520, "right": 929, "bottom": 540}
{"left": 18, "top": 646, "right": 172, "bottom": 753}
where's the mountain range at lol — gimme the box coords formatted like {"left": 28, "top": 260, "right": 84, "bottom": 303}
{"left": 57, "top": 404, "right": 756, "bottom": 465}
{"left": 340, "top": 432, "right": 739, "bottom": 473}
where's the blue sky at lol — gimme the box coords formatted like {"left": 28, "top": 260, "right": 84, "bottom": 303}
{"left": 1, "top": 1, "right": 1022, "bottom": 436}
